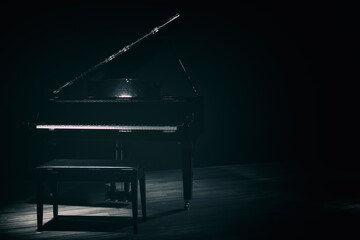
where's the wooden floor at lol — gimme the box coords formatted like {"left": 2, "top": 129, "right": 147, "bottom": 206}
{"left": 1, "top": 162, "right": 360, "bottom": 240}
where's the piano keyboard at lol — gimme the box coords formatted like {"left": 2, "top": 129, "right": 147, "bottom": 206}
{"left": 36, "top": 124, "right": 178, "bottom": 133}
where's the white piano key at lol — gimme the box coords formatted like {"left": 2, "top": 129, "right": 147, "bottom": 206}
{"left": 36, "top": 124, "right": 177, "bottom": 132}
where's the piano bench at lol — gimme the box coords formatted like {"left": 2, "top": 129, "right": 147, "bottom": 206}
{"left": 35, "top": 159, "right": 146, "bottom": 234}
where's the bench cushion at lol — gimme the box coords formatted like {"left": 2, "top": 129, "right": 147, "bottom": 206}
{"left": 37, "top": 159, "right": 142, "bottom": 170}
{"left": 36, "top": 159, "right": 144, "bottom": 181}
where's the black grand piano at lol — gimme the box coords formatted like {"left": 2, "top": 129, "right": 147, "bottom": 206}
{"left": 33, "top": 14, "right": 203, "bottom": 209}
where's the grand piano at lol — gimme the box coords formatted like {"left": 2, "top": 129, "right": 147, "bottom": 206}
{"left": 33, "top": 14, "right": 203, "bottom": 209}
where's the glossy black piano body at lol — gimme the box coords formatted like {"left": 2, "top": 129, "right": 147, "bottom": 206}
{"left": 34, "top": 91, "right": 203, "bottom": 207}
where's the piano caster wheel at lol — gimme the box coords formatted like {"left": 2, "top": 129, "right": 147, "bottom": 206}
{"left": 184, "top": 201, "right": 190, "bottom": 210}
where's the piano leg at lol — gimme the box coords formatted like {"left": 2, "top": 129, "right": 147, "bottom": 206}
{"left": 182, "top": 142, "right": 193, "bottom": 210}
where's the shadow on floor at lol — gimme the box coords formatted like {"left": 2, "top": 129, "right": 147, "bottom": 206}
{"left": 42, "top": 215, "right": 133, "bottom": 232}
{"left": 40, "top": 208, "right": 185, "bottom": 232}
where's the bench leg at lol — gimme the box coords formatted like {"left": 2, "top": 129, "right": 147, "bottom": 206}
{"left": 131, "top": 176, "right": 138, "bottom": 234}
{"left": 139, "top": 173, "right": 146, "bottom": 221}
{"left": 51, "top": 181, "right": 59, "bottom": 218}
{"left": 36, "top": 181, "right": 44, "bottom": 231}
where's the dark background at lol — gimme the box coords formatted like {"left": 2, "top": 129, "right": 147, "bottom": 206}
{"left": 0, "top": 2, "right": 356, "bottom": 200}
